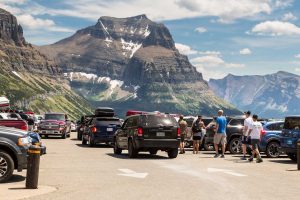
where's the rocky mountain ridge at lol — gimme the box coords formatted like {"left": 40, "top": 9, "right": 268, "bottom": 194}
{"left": 209, "top": 71, "right": 300, "bottom": 118}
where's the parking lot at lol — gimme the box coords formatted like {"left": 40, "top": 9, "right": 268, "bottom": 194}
{"left": 1, "top": 133, "right": 300, "bottom": 200}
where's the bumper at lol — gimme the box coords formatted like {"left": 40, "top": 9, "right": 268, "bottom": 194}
{"left": 93, "top": 135, "right": 114, "bottom": 144}
{"left": 281, "top": 147, "right": 296, "bottom": 154}
{"left": 16, "top": 149, "right": 28, "bottom": 172}
{"left": 39, "top": 129, "right": 63, "bottom": 135}
{"left": 135, "top": 139, "right": 180, "bottom": 149}
{"left": 280, "top": 137, "right": 298, "bottom": 154}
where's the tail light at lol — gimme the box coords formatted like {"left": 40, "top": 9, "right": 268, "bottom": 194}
{"left": 21, "top": 124, "right": 28, "bottom": 131}
{"left": 261, "top": 129, "right": 266, "bottom": 136}
{"left": 177, "top": 128, "right": 180, "bottom": 137}
{"left": 91, "top": 126, "right": 97, "bottom": 133}
{"left": 137, "top": 127, "right": 143, "bottom": 136}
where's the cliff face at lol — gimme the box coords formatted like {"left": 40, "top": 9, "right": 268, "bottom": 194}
{"left": 209, "top": 71, "right": 300, "bottom": 118}
{"left": 0, "top": 8, "right": 59, "bottom": 74}
{"left": 39, "top": 15, "right": 240, "bottom": 116}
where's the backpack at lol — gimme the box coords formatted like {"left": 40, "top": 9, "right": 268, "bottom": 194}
{"left": 192, "top": 120, "right": 201, "bottom": 133}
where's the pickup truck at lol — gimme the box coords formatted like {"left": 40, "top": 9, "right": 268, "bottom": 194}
{"left": 0, "top": 117, "right": 28, "bottom": 131}
{"left": 38, "top": 113, "right": 71, "bottom": 139}
{"left": 0, "top": 126, "right": 31, "bottom": 183}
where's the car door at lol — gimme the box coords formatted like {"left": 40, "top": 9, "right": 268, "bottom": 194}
{"left": 118, "top": 118, "right": 132, "bottom": 148}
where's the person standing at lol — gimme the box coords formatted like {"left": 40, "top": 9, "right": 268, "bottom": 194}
{"left": 192, "top": 116, "right": 204, "bottom": 154}
{"left": 27, "top": 116, "right": 35, "bottom": 132}
{"left": 214, "top": 110, "right": 227, "bottom": 158}
{"left": 241, "top": 111, "right": 253, "bottom": 160}
{"left": 178, "top": 116, "right": 188, "bottom": 154}
{"left": 247, "top": 115, "right": 263, "bottom": 163}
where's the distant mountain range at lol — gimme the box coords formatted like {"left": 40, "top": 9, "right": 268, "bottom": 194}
{"left": 39, "top": 14, "right": 240, "bottom": 116}
{"left": 209, "top": 71, "right": 300, "bottom": 118}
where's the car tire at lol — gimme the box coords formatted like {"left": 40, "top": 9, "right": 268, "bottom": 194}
{"left": 149, "top": 149, "right": 158, "bottom": 155}
{"left": 114, "top": 140, "right": 122, "bottom": 155}
{"left": 168, "top": 148, "right": 178, "bottom": 159}
{"left": 266, "top": 141, "right": 280, "bottom": 158}
{"left": 61, "top": 132, "right": 66, "bottom": 139}
{"left": 82, "top": 137, "right": 87, "bottom": 145}
{"left": 287, "top": 153, "right": 297, "bottom": 162}
{"left": 229, "top": 137, "right": 242, "bottom": 154}
{"left": 128, "top": 140, "right": 138, "bottom": 158}
{"left": 0, "top": 150, "right": 14, "bottom": 183}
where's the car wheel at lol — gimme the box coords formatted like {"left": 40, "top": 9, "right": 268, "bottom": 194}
{"left": 114, "top": 140, "right": 122, "bottom": 155}
{"left": 82, "top": 136, "right": 87, "bottom": 145}
{"left": 266, "top": 142, "right": 280, "bottom": 158}
{"left": 128, "top": 140, "right": 138, "bottom": 158}
{"left": 149, "top": 149, "right": 158, "bottom": 155}
{"left": 287, "top": 153, "right": 297, "bottom": 162}
{"left": 88, "top": 135, "right": 95, "bottom": 147}
{"left": 229, "top": 137, "right": 242, "bottom": 154}
{"left": 204, "top": 143, "right": 214, "bottom": 151}
{"left": 168, "top": 148, "right": 178, "bottom": 159}
{"left": 0, "top": 150, "right": 14, "bottom": 183}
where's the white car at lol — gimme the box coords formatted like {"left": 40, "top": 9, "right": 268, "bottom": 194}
{"left": 71, "top": 122, "right": 77, "bottom": 132}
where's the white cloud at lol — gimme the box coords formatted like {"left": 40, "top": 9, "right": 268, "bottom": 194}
{"left": 2, "top": 0, "right": 274, "bottom": 23}
{"left": 295, "top": 68, "right": 300, "bottom": 72}
{"left": 282, "top": 12, "right": 297, "bottom": 21}
{"left": 195, "top": 27, "right": 207, "bottom": 33}
{"left": 295, "top": 54, "right": 300, "bottom": 59}
{"left": 240, "top": 48, "right": 252, "bottom": 55}
{"left": 274, "top": 0, "right": 294, "bottom": 8}
{"left": 17, "top": 14, "right": 74, "bottom": 33}
{"left": 198, "top": 51, "right": 221, "bottom": 56}
{"left": 175, "top": 43, "right": 197, "bottom": 55}
{"left": 191, "top": 54, "right": 245, "bottom": 69}
{"left": 251, "top": 21, "right": 300, "bottom": 36}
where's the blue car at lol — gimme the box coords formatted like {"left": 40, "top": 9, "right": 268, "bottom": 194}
{"left": 280, "top": 116, "right": 300, "bottom": 161}
{"left": 82, "top": 117, "right": 121, "bottom": 147}
{"left": 260, "top": 121, "right": 284, "bottom": 158}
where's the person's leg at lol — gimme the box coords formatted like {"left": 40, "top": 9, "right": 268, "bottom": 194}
{"left": 196, "top": 140, "right": 199, "bottom": 154}
{"left": 193, "top": 140, "right": 196, "bottom": 154}
{"left": 179, "top": 142, "right": 183, "bottom": 153}
{"left": 221, "top": 135, "right": 226, "bottom": 157}
{"left": 213, "top": 134, "right": 219, "bottom": 156}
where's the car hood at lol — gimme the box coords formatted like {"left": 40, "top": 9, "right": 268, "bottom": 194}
{"left": 41, "top": 120, "right": 66, "bottom": 125}
{"left": 0, "top": 126, "right": 28, "bottom": 137}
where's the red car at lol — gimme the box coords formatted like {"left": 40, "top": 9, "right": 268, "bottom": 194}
{"left": 38, "top": 113, "right": 71, "bottom": 139}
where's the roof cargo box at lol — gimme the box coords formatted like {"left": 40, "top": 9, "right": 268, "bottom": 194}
{"left": 95, "top": 107, "right": 114, "bottom": 117}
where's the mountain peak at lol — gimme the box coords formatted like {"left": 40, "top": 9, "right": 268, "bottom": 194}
{"left": 99, "top": 14, "right": 149, "bottom": 21}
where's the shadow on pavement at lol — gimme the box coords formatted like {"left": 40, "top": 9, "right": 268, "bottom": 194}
{"left": 76, "top": 144, "right": 112, "bottom": 148}
{"left": 5, "top": 175, "right": 25, "bottom": 183}
{"left": 106, "top": 153, "right": 169, "bottom": 160}
{"left": 269, "top": 159, "right": 297, "bottom": 165}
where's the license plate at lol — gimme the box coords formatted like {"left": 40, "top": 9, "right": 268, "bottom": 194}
{"left": 47, "top": 130, "right": 54, "bottom": 134}
{"left": 107, "top": 128, "right": 113, "bottom": 132}
{"left": 287, "top": 140, "right": 293, "bottom": 145}
{"left": 157, "top": 132, "right": 165, "bottom": 137}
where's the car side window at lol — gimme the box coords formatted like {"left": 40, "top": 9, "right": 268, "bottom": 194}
{"left": 124, "top": 118, "right": 133, "bottom": 128}
{"left": 229, "top": 119, "right": 243, "bottom": 126}
{"left": 132, "top": 117, "right": 139, "bottom": 127}
{"left": 266, "top": 124, "right": 274, "bottom": 130}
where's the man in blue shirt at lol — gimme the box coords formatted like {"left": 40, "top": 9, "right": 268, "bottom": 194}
{"left": 214, "top": 110, "right": 227, "bottom": 158}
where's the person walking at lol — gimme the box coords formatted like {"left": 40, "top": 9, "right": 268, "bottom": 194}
{"left": 178, "top": 116, "right": 188, "bottom": 154}
{"left": 247, "top": 114, "right": 263, "bottom": 163}
{"left": 27, "top": 116, "right": 35, "bottom": 131}
{"left": 192, "top": 116, "right": 204, "bottom": 154}
{"left": 241, "top": 111, "right": 253, "bottom": 160}
{"left": 214, "top": 110, "right": 227, "bottom": 158}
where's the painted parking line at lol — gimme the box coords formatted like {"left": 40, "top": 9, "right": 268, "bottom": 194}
{"left": 118, "top": 169, "right": 148, "bottom": 179}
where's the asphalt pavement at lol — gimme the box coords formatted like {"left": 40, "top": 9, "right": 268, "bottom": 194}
{"left": 1, "top": 133, "right": 300, "bottom": 200}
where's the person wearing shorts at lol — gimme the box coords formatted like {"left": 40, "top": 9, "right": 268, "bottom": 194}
{"left": 247, "top": 114, "right": 263, "bottom": 163}
{"left": 214, "top": 110, "right": 227, "bottom": 158}
{"left": 192, "top": 116, "right": 204, "bottom": 154}
{"left": 178, "top": 116, "right": 188, "bottom": 154}
{"left": 241, "top": 111, "right": 253, "bottom": 160}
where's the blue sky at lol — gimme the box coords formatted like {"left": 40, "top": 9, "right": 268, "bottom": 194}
{"left": 1, "top": 0, "right": 300, "bottom": 80}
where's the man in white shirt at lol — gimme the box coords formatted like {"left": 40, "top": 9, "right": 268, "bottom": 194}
{"left": 241, "top": 111, "right": 253, "bottom": 160}
{"left": 247, "top": 114, "right": 263, "bottom": 163}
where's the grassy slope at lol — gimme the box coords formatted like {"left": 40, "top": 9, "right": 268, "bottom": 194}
{"left": 0, "top": 69, "right": 92, "bottom": 120}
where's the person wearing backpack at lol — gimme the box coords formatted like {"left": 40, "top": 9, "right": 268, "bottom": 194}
{"left": 192, "top": 116, "right": 205, "bottom": 154}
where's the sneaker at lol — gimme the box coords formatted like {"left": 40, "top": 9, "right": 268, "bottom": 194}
{"left": 220, "top": 154, "right": 225, "bottom": 158}
{"left": 248, "top": 157, "right": 253, "bottom": 162}
{"left": 179, "top": 152, "right": 183, "bottom": 154}
{"left": 256, "top": 158, "right": 263, "bottom": 163}
{"left": 214, "top": 154, "right": 219, "bottom": 158}
{"left": 241, "top": 156, "right": 247, "bottom": 160}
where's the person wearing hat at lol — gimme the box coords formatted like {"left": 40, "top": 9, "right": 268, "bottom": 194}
{"left": 241, "top": 111, "right": 253, "bottom": 160}
{"left": 178, "top": 115, "right": 188, "bottom": 154}
{"left": 247, "top": 114, "right": 263, "bottom": 163}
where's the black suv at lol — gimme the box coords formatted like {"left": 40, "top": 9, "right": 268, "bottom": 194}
{"left": 280, "top": 116, "right": 300, "bottom": 161}
{"left": 113, "top": 114, "right": 180, "bottom": 158}
{"left": 0, "top": 126, "right": 30, "bottom": 182}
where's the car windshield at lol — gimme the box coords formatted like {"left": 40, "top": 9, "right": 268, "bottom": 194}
{"left": 284, "top": 117, "right": 300, "bottom": 130}
{"left": 45, "top": 114, "right": 65, "bottom": 121}
{"left": 141, "top": 115, "right": 178, "bottom": 127}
